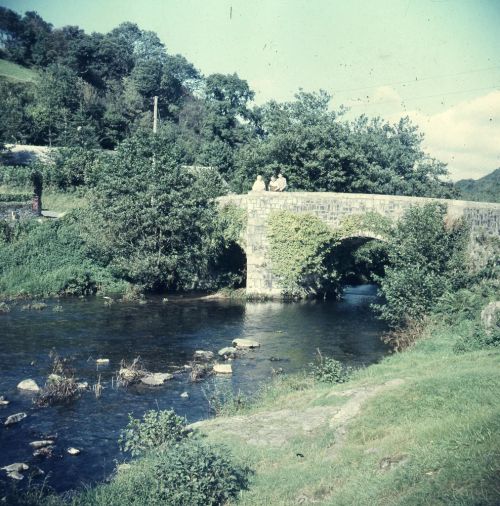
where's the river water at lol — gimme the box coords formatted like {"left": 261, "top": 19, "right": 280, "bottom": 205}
{"left": 0, "top": 284, "right": 387, "bottom": 492}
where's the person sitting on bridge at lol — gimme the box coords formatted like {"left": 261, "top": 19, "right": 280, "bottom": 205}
{"left": 276, "top": 173, "right": 287, "bottom": 192}
{"left": 251, "top": 175, "right": 267, "bottom": 192}
{"left": 268, "top": 176, "right": 279, "bottom": 192}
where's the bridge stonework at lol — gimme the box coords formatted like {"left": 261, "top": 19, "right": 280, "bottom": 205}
{"left": 218, "top": 192, "right": 500, "bottom": 298}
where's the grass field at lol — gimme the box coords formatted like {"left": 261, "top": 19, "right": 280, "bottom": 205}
{"left": 0, "top": 58, "right": 37, "bottom": 83}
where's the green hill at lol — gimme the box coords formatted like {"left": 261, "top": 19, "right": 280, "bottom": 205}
{"left": 0, "top": 58, "right": 37, "bottom": 83}
{"left": 456, "top": 168, "right": 500, "bottom": 203}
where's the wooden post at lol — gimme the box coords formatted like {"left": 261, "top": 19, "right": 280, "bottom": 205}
{"left": 153, "top": 96, "right": 158, "bottom": 134}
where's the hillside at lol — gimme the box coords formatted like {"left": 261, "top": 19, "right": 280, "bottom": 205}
{"left": 0, "top": 58, "right": 37, "bottom": 83}
{"left": 456, "top": 168, "right": 500, "bottom": 203}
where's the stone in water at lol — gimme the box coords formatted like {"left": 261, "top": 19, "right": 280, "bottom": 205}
{"left": 140, "top": 373, "right": 173, "bottom": 386}
{"left": 4, "top": 412, "right": 27, "bottom": 426}
{"left": 96, "top": 358, "right": 110, "bottom": 365}
{"left": 213, "top": 364, "right": 232, "bottom": 374}
{"left": 1, "top": 463, "right": 29, "bottom": 473}
{"left": 232, "top": 338, "right": 260, "bottom": 348}
{"left": 17, "top": 379, "right": 40, "bottom": 392}
{"left": 67, "top": 447, "right": 81, "bottom": 455}
{"left": 29, "top": 440, "right": 54, "bottom": 449}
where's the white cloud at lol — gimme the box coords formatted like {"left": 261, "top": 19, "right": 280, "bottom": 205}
{"left": 404, "top": 91, "right": 500, "bottom": 181}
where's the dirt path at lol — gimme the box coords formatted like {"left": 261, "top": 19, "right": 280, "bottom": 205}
{"left": 191, "top": 378, "right": 404, "bottom": 448}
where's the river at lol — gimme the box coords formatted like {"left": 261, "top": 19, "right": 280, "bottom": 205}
{"left": 0, "top": 284, "right": 387, "bottom": 492}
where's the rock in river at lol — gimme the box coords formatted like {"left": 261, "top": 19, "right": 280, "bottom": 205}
{"left": 1, "top": 463, "right": 29, "bottom": 473}
{"left": 218, "top": 346, "right": 237, "bottom": 358}
{"left": 30, "top": 440, "right": 54, "bottom": 449}
{"left": 7, "top": 470, "right": 24, "bottom": 480}
{"left": 213, "top": 364, "right": 232, "bottom": 374}
{"left": 4, "top": 412, "right": 27, "bottom": 426}
{"left": 67, "top": 447, "right": 81, "bottom": 456}
{"left": 0, "top": 395, "right": 9, "bottom": 406}
{"left": 140, "top": 373, "right": 173, "bottom": 386}
{"left": 17, "top": 379, "right": 40, "bottom": 392}
{"left": 232, "top": 338, "right": 260, "bottom": 349}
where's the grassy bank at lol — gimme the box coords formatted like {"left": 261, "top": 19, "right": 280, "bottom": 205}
{"left": 194, "top": 317, "right": 499, "bottom": 505}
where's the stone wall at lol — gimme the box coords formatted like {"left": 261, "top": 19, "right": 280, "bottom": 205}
{"left": 218, "top": 192, "right": 500, "bottom": 297}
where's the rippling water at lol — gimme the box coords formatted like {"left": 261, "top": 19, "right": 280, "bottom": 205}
{"left": 0, "top": 284, "right": 387, "bottom": 492}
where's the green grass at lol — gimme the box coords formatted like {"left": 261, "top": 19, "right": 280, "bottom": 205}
{"left": 0, "top": 58, "right": 38, "bottom": 83}
{"left": 197, "top": 319, "right": 500, "bottom": 505}
{"left": 0, "top": 185, "right": 88, "bottom": 213}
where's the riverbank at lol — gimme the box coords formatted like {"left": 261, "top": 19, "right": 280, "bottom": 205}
{"left": 48, "top": 302, "right": 500, "bottom": 505}
{"left": 192, "top": 316, "right": 499, "bottom": 505}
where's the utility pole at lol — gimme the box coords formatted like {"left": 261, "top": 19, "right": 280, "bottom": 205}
{"left": 153, "top": 96, "right": 158, "bottom": 134}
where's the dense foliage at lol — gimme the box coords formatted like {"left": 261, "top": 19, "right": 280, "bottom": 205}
{"left": 0, "top": 7, "right": 457, "bottom": 198}
{"left": 119, "top": 409, "right": 189, "bottom": 457}
{"left": 83, "top": 130, "right": 228, "bottom": 291}
{"left": 0, "top": 214, "right": 123, "bottom": 297}
{"left": 375, "top": 203, "right": 470, "bottom": 327}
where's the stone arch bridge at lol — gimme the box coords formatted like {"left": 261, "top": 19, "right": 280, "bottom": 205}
{"left": 218, "top": 192, "right": 500, "bottom": 298}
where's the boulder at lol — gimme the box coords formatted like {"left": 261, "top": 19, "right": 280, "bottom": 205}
{"left": 481, "top": 301, "right": 500, "bottom": 333}
{"left": 140, "top": 373, "right": 173, "bottom": 386}
{"left": 29, "top": 440, "right": 54, "bottom": 449}
{"left": 77, "top": 382, "right": 89, "bottom": 390}
{"left": 218, "top": 346, "right": 237, "bottom": 358}
{"left": 67, "top": 447, "right": 81, "bottom": 456}
{"left": 4, "top": 412, "right": 27, "bottom": 426}
{"left": 180, "top": 392, "right": 189, "bottom": 398}
{"left": 213, "top": 363, "right": 232, "bottom": 374}
{"left": 7, "top": 470, "right": 24, "bottom": 480}
{"left": 232, "top": 338, "right": 260, "bottom": 349}
{"left": 96, "top": 358, "right": 110, "bottom": 365}
{"left": 193, "top": 350, "right": 214, "bottom": 361}
{"left": 1, "top": 463, "right": 29, "bottom": 473}
{"left": 0, "top": 396, "right": 10, "bottom": 406}
{"left": 33, "top": 446, "right": 54, "bottom": 458}
{"left": 17, "top": 379, "right": 40, "bottom": 392}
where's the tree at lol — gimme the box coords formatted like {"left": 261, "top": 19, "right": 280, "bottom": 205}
{"left": 233, "top": 90, "right": 456, "bottom": 198}
{"left": 375, "top": 203, "right": 469, "bottom": 327}
{"left": 84, "top": 129, "right": 227, "bottom": 291}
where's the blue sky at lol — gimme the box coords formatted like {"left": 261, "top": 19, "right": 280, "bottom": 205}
{"left": 2, "top": 0, "right": 499, "bottom": 179}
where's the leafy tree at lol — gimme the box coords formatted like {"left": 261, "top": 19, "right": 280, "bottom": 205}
{"left": 84, "top": 129, "right": 227, "bottom": 291}
{"left": 233, "top": 90, "right": 456, "bottom": 198}
{"left": 375, "top": 203, "right": 470, "bottom": 327}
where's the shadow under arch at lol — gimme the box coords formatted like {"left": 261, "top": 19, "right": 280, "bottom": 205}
{"left": 328, "top": 232, "right": 390, "bottom": 287}
{"left": 214, "top": 240, "right": 247, "bottom": 288}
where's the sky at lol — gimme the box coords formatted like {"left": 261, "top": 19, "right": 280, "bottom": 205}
{"left": 2, "top": 0, "right": 500, "bottom": 180}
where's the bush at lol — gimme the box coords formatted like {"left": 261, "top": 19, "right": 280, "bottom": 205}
{"left": 453, "top": 322, "right": 500, "bottom": 353}
{"left": 310, "top": 350, "right": 350, "bottom": 384}
{"left": 375, "top": 203, "right": 470, "bottom": 328}
{"left": 119, "top": 409, "right": 190, "bottom": 457}
{"left": 79, "top": 440, "right": 251, "bottom": 506}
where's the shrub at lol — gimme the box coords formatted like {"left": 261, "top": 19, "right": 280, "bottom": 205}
{"left": 203, "top": 379, "right": 249, "bottom": 417}
{"left": 310, "top": 350, "right": 350, "bottom": 384}
{"left": 375, "top": 203, "right": 470, "bottom": 328}
{"left": 453, "top": 322, "right": 500, "bottom": 353}
{"left": 119, "top": 409, "right": 190, "bottom": 457}
{"left": 35, "top": 353, "right": 80, "bottom": 407}
{"left": 79, "top": 440, "right": 251, "bottom": 506}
